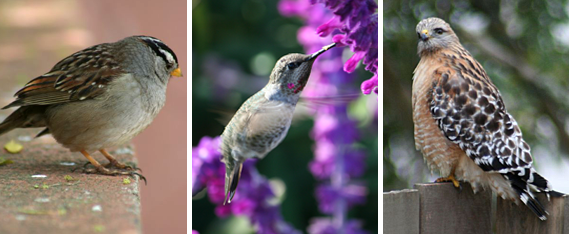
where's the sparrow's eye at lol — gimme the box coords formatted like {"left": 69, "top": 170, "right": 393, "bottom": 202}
{"left": 434, "top": 28, "right": 444, "bottom": 35}
{"left": 287, "top": 62, "right": 300, "bottom": 70}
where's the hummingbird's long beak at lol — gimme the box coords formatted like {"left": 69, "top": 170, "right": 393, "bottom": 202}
{"left": 305, "top": 43, "right": 336, "bottom": 61}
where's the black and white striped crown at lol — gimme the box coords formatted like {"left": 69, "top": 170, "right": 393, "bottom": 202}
{"left": 136, "top": 36, "right": 178, "bottom": 69}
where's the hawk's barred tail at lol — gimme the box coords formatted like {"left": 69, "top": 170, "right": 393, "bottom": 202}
{"left": 505, "top": 170, "right": 566, "bottom": 220}
{"left": 548, "top": 190, "right": 565, "bottom": 198}
{"left": 518, "top": 190, "right": 547, "bottom": 221}
{"left": 530, "top": 171, "right": 564, "bottom": 198}
{"left": 506, "top": 172, "right": 548, "bottom": 220}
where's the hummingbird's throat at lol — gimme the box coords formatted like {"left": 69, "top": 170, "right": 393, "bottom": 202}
{"left": 287, "top": 82, "right": 305, "bottom": 94}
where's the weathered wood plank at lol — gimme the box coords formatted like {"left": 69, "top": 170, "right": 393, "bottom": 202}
{"left": 565, "top": 196, "right": 569, "bottom": 234}
{"left": 414, "top": 182, "right": 492, "bottom": 234}
{"left": 384, "top": 189, "right": 420, "bottom": 234}
{"left": 496, "top": 193, "right": 568, "bottom": 234}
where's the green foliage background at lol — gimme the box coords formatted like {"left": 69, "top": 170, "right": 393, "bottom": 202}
{"left": 192, "top": 0, "right": 378, "bottom": 233}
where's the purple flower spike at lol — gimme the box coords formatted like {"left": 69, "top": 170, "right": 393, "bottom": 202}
{"left": 332, "top": 34, "right": 346, "bottom": 46}
{"left": 279, "top": 0, "right": 373, "bottom": 233}
{"left": 361, "top": 73, "right": 378, "bottom": 95}
{"left": 317, "top": 16, "right": 342, "bottom": 37}
{"left": 344, "top": 51, "right": 366, "bottom": 73}
{"left": 316, "top": 184, "right": 368, "bottom": 214}
{"left": 302, "top": 0, "right": 378, "bottom": 95}
{"left": 192, "top": 136, "right": 300, "bottom": 234}
{"left": 308, "top": 218, "right": 368, "bottom": 234}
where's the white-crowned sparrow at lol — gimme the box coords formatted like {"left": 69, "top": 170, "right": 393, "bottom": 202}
{"left": 0, "top": 35, "right": 182, "bottom": 181}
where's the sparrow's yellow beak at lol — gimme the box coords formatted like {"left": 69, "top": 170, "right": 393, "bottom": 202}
{"left": 171, "top": 68, "right": 183, "bottom": 77}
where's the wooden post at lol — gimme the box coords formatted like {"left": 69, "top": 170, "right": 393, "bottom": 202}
{"left": 414, "top": 183, "right": 492, "bottom": 234}
{"left": 496, "top": 193, "right": 568, "bottom": 234}
{"left": 384, "top": 189, "right": 420, "bottom": 234}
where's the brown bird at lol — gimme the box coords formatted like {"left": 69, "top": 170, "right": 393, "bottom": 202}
{"left": 412, "top": 17, "right": 561, "bottom": 220}
{"left": 0, "top": 36, "right": 182, "bottom": 180}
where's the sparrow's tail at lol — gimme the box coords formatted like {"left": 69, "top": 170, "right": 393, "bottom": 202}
{"left": 0, "top": 106, "right": 47, "bottom": 136}
{"left": 223, "top": 159, "right": 243, "bottom": 205}
{"left": 0, "top": 121, "right": 16, "bottom": 136}
{"left": 0, "top": 111, "right": 23, "bottom": 136}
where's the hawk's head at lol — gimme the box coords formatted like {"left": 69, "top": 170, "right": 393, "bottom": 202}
{"left": 416, "top": 17, "right": 459, "bottom": 56}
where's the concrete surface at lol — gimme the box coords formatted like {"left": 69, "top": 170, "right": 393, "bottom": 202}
{"left": 0, "top": 129, "right": 142, "bottom": 234}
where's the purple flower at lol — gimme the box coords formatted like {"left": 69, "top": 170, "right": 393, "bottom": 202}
{"left": 317, "top": 16, "right": 342, "bottom": 37}
{"left": 361, "top": 73, "right": 378, "bottom": 95}
{"left": 307, "top": 218, "right": 368, "bottom": 234}
{"left": 192, "top": 136, "right": 222, "bottom": 196}
{"left": 278, "top": 1, "right": 373, "bottom": 233}
{"left": 315, "top": 184, "right": 368, "bottom": 214}
{"left": 192, "top": 136, "right": 300, "bottom": 234}
{"left": 344, "top": 51, "right": 366, "bottom": 73}
{"left": 192, "top": 230, "right": 199, "bottom": 234}
{"left": 298, "top": 0, "right": 378, "bottom": 95}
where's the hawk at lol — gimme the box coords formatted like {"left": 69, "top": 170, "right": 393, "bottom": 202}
{"left": 412, "top": 17, "right": 561, "bottom": 220}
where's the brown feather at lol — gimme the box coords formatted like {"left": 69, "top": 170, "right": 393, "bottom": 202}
{"left": 4, "top": 44, "right": 124, "bottom": 109}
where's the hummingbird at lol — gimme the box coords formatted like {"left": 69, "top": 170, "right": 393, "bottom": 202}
{"left": 220, "top": 43, "right": 336, "bottom": 204}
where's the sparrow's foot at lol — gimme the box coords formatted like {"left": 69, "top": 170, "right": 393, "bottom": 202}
{"left": 79, "top": 161, "right": 142, "bottom": 172}
{"left": 78, "top": 149, "right": 147, "bottom": 185}
{"left": 82, "top": 166, "right": 147, "bottom": 185}
{"left": 435, "top": 174, "right": 462, "bottom": 191}
{"left": 102, "top": 161, "right": 142, "bottom": 172}
{"left": 99, "top": 149, "right": 142, "bottom": 171}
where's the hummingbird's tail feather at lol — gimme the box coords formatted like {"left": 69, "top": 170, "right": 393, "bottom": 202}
{"left": 223, "top": 161, "right": 243, "bottom": 205}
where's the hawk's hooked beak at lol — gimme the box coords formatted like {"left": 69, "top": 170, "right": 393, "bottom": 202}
{"left": 419, "top": 29, "right": 430, "bottom": 41}
{"left": 170, "top": 67, "right": 183, "bottom": 77}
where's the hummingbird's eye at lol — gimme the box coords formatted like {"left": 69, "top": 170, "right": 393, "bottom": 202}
{"left": 287, "top": 62, "right": 300, "bottom": 70}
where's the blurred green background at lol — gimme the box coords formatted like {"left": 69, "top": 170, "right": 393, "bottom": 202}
{"left": 192, "top": 0, "right": 378, "bottom": 233}
{"left": 384, "top": 0, "right": 569, "bottom": 193}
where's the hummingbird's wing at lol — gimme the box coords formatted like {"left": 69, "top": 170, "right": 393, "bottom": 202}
{"left": 239, "top": 99, "right": 296, "bottom": 156}
{"left": 221, "top": 98, "right": 295, "bottom": 204}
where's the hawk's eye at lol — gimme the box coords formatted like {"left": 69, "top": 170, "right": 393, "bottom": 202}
{"left": 287, "top": 62, "right": 300, "bottom": 70}
{"left": 434, "top": 28, "right": 444, "bottom": 35}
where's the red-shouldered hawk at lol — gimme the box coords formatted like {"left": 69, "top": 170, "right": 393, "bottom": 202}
{"left": 412, "top": 17, "right": 562, "bottom": 220}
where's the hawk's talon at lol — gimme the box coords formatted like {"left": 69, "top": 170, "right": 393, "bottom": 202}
{"left": 435, "top": 174, "right": 462, "bottom": 191}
